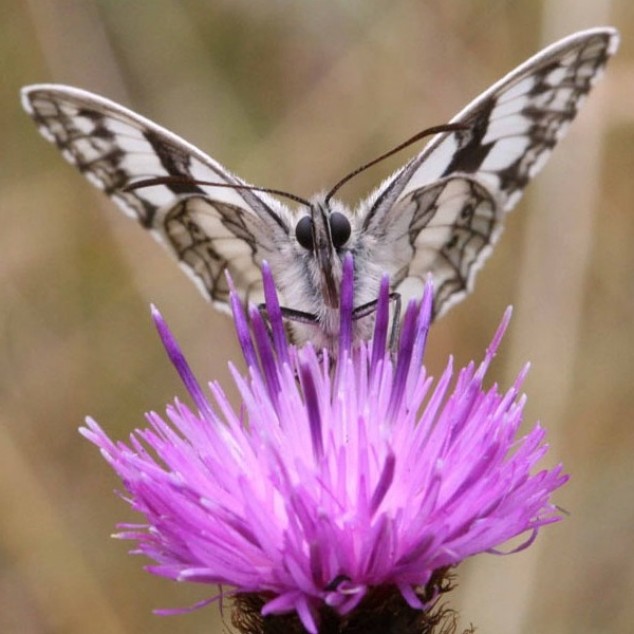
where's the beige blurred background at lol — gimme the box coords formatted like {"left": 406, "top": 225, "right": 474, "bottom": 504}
{"left": 1, "top": 1, "right": 633, "bottom": 632}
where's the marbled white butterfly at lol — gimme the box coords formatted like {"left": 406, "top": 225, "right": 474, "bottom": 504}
{"left": 22, "top": 28, "right": 618, "bottom": 349}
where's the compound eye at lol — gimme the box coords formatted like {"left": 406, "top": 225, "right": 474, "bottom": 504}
{"left": 295, "top": 216, "right": 314, "bottom": 250}
{"left": 329, "top": 212, "right": 351, "bottom": 248}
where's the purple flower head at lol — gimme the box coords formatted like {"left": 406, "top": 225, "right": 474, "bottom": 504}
{"left": 81, "top": 255, "right": 568, "bottom": 633}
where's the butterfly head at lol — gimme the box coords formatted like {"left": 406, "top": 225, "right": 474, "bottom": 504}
{"left": 295, "top": 201, "right": 352, "bottom": 309}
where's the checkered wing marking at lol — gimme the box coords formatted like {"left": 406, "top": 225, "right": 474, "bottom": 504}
{"left": 20, "top": 85, "right": 291, "bottom": 309}
{"left": 361, "top": 27, "right": 618, "bottom": 315}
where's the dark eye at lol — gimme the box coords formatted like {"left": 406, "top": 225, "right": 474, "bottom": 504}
{"left": 329, "top": 212, "right": 351, "bottom": 248}
{"left": 295, "top": 216, "right": 314, "bottom": 250}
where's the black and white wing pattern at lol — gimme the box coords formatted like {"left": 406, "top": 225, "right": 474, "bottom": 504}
{"left": 359, "top": 27, "right": 618, "bottom": 317}
{"left": 21, "top": 28, "right": 618, "bottom": 340}
{"left": 20, "top": 84, "right": 295, "bottom": 310}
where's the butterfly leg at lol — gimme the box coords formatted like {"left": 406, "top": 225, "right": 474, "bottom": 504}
{"left": 256, "top": 303, "right": 320, "bottom": 349}
{"left": 257, "top": 303, "right": 319, "bottom": 325}
{"left": 388, "top": 293, "right": 401, "bottom": 351}
{"left": 352, "top": 292, "right": 402, "bottom": 350}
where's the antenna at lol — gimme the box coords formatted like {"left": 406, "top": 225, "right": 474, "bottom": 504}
{"left": 124, "top": 176, "right": 312, "bottom": 208}
{"left": 324, "top": 122, "right": 468, "bottom": 204}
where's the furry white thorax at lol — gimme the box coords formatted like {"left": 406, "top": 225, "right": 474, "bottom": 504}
{"left": 268, "top": 194, "right": 386, "bottom": 350}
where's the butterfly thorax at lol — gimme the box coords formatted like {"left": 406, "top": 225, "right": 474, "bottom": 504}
{"left": 269, "top": 196, "right": 385, "bottom": 350}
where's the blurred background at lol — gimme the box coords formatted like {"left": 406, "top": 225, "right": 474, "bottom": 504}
{"left": 1, "top": 1, "right": 633, "bottom": 632}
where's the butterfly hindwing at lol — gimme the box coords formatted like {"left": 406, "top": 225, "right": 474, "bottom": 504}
{"left": 398, "top": 177, "right": 501, "bottom": 316}
{"left": 163, "top": 197, "right": 274, "bottom": 306}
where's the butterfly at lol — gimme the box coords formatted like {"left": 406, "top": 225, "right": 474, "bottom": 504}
{"left": 22, "top": 27, "right": 618, "bottom": 350}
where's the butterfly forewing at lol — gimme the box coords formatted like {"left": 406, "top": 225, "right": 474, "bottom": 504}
{"left": 361, "top": 27, "right": 618, "bottom": 316}
{"left": 21, "top": 28, "right": 618, "bottom": 344}
{"left": 21, "top": 86, "right": 292, "bottom": 310}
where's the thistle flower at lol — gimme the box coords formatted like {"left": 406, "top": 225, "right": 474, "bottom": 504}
{"left": 81, "top": 255, "right": 568, "bottom": 633}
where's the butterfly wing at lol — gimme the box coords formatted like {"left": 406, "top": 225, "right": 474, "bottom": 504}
{"left": 360, "top": 27, "right": 618, "bottom": 316}
{"left": 21, "top": 84, "right": 293, "bottom": 309}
